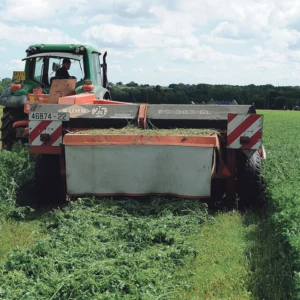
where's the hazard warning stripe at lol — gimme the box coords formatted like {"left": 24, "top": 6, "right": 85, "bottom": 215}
{"left": 32, "top": 122, "right": 62, "bottom": 147}
{"left": 29, "top": 121, "right": 51, "bottom": 143}
{"left": 29, "top": 121, "right": 62, "bottom": 147}
{"left": 31, "top": 121, "right": 62, "bottom": 146}
{"left": 227, "top": 114, "right": 261, "bottom": 146}
{"left": 227, "top": 114, "right": 262, "bottom": 149}
{"left": 228, "top": 117, "right": 262, "bottom": 149}
{"left": 48, "top": 124, "right": 63, "bottom": 146}
{"left": 227, "top": 114, "right": 252, "bottom": 134}
{"left": 240, "top": 129, "right": 262, "bottom": 150}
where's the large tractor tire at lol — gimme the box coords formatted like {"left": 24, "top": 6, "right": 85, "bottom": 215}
{"left": 16, "top": 155, "right": 66, "bottom": 208}
{"left": 237, "top": 151, "right": 262, "bottom": 209}
{"left": 1, "top": 107, "right": 27, "bottom": 150}
{"left": 33, "top": 155, "right": 66, "bottom": 207}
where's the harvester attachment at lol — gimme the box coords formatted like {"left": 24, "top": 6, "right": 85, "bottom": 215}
{"left": 19, "top": 92, "right": 264, "bottom": 208}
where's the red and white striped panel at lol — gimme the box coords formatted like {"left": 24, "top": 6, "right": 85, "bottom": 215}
{"left": 29, "top": 121, "right": 62, "bottom": 147}
{"left": 227, "top": 114, "right": 263, "bottom": 149}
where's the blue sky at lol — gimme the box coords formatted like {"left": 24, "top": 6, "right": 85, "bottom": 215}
{"left": 1, "top": 0, "right": 300, "bottom": 86}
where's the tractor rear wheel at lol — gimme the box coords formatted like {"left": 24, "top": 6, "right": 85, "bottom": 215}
{"left": 237, "top": 151, "right": 262, "bottom": 209}
{"left": 1, "top": 107, "right": 27, "bottom": 150}
{"left": 33, "top": 155, "right": 66, "bottom": 207}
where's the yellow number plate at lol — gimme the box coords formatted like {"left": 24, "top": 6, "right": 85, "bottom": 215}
{"left": 13, "top": 71, "right": 26, "bottom": 81}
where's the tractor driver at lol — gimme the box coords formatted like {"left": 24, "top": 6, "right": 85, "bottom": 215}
{"left": 55, "top": 58, "right": 73, "bottom": 79}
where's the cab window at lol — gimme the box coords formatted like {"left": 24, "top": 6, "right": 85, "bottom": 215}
{"left": 33, "top": 57, "right": 44, "bottom": 83}
{"left": 31, "top": 56, "right": 85, "bottom": 87}
{"left": 48, "top": 57, "right": 85, "bottom": 83}
{"left": 92, "top": 53, "right": 102, "bottom": 86}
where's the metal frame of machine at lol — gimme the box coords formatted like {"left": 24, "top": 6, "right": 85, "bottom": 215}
{"left": 13, "top": 79, "right": 264, "bottom": 205}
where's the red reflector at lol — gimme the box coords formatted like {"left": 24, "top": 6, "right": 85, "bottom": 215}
{"left": 82, "top": 84, "right": 95, "bottom": 91}
{"left": 240, "top": 136, "right": 250, "bottom": 144}
{"left": 82, "top": 80, "right": 94, "bottom": 92}
{"left": 10, "top": 83, "right": 22, "bottom": 91}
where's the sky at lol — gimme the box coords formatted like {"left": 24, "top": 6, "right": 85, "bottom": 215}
{"left": 1, "top": 0, "right": 300, "bottom": 86}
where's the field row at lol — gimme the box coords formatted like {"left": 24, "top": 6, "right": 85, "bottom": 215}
{"left": 259, "top": 110, "right": 300, "bottom": 297}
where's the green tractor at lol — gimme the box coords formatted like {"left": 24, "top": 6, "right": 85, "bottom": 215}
{"left": 0, "top": 44, "right": 111, "bottom": 149}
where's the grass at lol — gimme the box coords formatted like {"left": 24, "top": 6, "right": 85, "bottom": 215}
{"left": 244, "top": 212, "right": 293, "bottom": 299}
{"left": 256, "top": 110, "right": 300, "bottom": 297}
{"left": 0, "top": 219, "right": 46, "bottom": 262}
{"left": 0, "top": 198, "right": 211, "bottom": 299}
{"left": 178, "top": 211, "right": 252, "bottom": 299}
{"left": 0, "top": 108, "right": 297, "bottom": 299}
{"left": 0, "top": 142, "right": 45, "bottom": 266}
{"left": 177, "top": 210, "right": 292, "bottom": 299}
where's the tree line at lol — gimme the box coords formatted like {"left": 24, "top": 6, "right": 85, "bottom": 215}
{"left": 112, "top": 82, "right": 300, "bottom": 109}
{"left": 0, "top": 78, "right": 13, "bottom": 95}
{"left": 1, "top": 78, "right": 300, "bottom": 109}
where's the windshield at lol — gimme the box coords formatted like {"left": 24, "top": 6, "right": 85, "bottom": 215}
{"left": 48, "top": 57, "right": 85, "bottom": 82}
{"left": 31, "top": 55, "right": 85, "bottom": 87}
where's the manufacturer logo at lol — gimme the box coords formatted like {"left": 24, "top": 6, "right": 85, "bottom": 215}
{"left": 92, "top": 106, "right": 108, "bottom": 118}
{"left": 59, "top": 105, "right": 90, "bottom": 118}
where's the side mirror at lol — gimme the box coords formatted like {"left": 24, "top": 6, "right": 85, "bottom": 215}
{"left": 52, "top": 62, "right": 60, "bottom": 72}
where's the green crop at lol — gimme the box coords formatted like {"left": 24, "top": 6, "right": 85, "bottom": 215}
{"left": 0, "top": 143, "right": 35, "bottom": 216}
{"left": 258, "top": 110, "right": 300, "bottom": 298}
{"left": 0, "top": 197, "right": 211, "bottom": 299}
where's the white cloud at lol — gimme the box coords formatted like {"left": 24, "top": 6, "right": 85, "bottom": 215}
{"left": 0, "top": 22, "right": 79, "bottom": 45}
{"left": 154, "top": 65, "right": 190, "bottom": 74}
{"left": 155, "top": 65, "right": 167, "bottom": 72}
{"left": 66, "top": 16, "right": 87, "bottom": 26}
{"left": 83, "top": 23, "right": 198, "bottom": 49}
{"left": 253, "top": 46, "right": 286, "bottom": 64}
{"left": 112, "top": 0, "right": 153, "bottom": 18}
{"left": 109, "top": 63, "right": 123, "bottom": 74}
{"left": 0, "top": 0, "right": 85, "bottom": 21}
{"left": 9, "top": 59, "right": 25, "bottom": 70}
{"left": 268, "top": 1, "right": 300, "bottom": 30}
{"left": 267, "top": 28, "right": 300, "bottom": 49}
{"left": 1, "top": 0, "right": 300, "bottom": 85}
{"left": 176, "top": 0, "right": 271, "bottom": 27}
{"left": 211, "top": 21, "right": 260, "bottom": 40}
{"left": 132, "top": 67, "right": 144, "bottom": 73}
{"left": 165, "top": 45, "right": 247, "bottom": 63}
{"left": 0, "top": 59, "right": 25, "bottom": 74}
{"left": 212, "top": 22, "right": 240, "bottom": 39}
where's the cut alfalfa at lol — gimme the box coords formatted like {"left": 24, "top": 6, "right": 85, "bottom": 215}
{"left": 0, "top": 197, "right": 211, "bottom": 299}
{"left": 75, "top": 126, "right": 219, "bottom": 136}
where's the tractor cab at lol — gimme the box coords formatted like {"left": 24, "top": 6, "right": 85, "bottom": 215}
{"left": 0, "top": 44, "right": 111, "bottom": 149}
{"left": 22, "top": 52, "right": 85, "bottom": 91}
